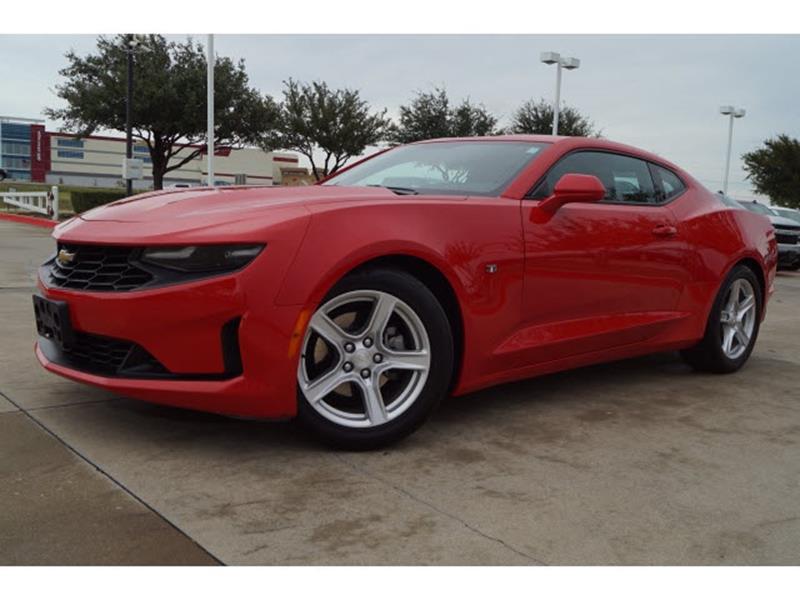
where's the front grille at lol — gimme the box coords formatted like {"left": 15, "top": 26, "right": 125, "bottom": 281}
{"left": 62, "top": 331, "right": 168, "bottom": 376}
{"left": 776, "top": 231, "right": 800, "bottom": 245}
{"left": 49, "top": 244, "right": 153, "bottom": 291}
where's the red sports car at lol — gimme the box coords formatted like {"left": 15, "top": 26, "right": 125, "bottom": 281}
{"left": 33, "top": 136, "right": 777, "bottom": 448}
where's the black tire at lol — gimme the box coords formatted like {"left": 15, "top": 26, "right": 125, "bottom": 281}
{"left": 680, "top": 264, "right": 762, "bottom": 373}
{"left": 297, "top": 267, "right": 454, "bottom": 450}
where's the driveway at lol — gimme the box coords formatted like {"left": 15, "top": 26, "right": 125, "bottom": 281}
{"left": 1, "top": 219, "right": 799, "bottom": 565}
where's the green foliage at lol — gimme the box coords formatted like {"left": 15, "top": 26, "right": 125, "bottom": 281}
{"left": 742, "top": 135, "right": 800, "bottom": 209}
{"left": 70, "top": 190, "right": 128, "bottom": 214}
{"left": 46, "top": 35, "right": 280, "bottom": 190}
{"left": 261, "top": 79, "right": 391, "bottom": 180}
{"left": 392, "top": 88, "right": 499, "bottom": 143}
{"left": 508, "top": 98, "right": 599, "bottom": 137}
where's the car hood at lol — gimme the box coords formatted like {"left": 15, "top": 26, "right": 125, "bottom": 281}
{"left": 769, "top": 214, "right": 800, "bottom": 228}
{"left": 78, "top": 185, "right": 392, "bottom": 224}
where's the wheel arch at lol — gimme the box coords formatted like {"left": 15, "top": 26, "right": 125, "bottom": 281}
{"left": 342, "top": 254, "right": 465, "bottom": 392}
{"left": 704, "top": 254, "right": 767, "bottom": 325}
{"left": 736, "top": 257, "right": 766, "bottom": 296}
{"left": 734, "top": 256, "right": 767, "bottom": 318}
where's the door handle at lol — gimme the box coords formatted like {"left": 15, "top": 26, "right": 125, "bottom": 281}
{"left": 652, "top": 224, "right": 677, "bottom": 237}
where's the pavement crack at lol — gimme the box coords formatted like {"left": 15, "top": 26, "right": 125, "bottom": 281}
{"left": 753, "top": 516, "right": 800, "bottom": 529}
{"left": 28, "top": 397, "right": 120, "bottom": 412}
{"left": 331, "top": 453, "right": 547, "bottom": 565}
{"left": 0, "top": 388, "right": 224, "bottom": 566}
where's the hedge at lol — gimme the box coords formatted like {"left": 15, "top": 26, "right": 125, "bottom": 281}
{"left": 70, "top": 190, "right": 129, "bottom": 214}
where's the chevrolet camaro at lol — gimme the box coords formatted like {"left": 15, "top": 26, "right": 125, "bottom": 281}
{"left": 33, "top": 135, "right": 777, "bottom": 448}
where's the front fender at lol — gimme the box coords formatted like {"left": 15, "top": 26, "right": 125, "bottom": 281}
{"left": 276, "top": 230, "right": 466, "bottom": 308}
{"left": 273, "top": 198, "right": 527, "bottom": 397}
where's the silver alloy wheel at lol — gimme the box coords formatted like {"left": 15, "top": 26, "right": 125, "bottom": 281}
{"left": 719, "top": 278, "right": 757, "bottom": 360}
{"left": 298, "top": 290, "right": 431, "bottom": 429}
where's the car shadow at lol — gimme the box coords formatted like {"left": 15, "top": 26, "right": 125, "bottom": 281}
{"left": 432, "top": 350, "right": 692, "bottom": 424}
{"left": 99, "top": 350, "right": 692, "bottom": 452}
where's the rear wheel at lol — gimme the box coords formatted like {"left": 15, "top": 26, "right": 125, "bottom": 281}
{"left": 297, "top": 268, "right": 454, "bottom": 449}
{"left": 681, "top": 264, "right": 762, "bottom": 373}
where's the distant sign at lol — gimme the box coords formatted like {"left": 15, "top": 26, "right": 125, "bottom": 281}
{"left": 122, "top": 157, "right": 144, "bottom": 180}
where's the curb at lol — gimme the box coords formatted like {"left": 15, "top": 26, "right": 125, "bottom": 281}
{"left": 0, "top": 213, "right": 58, "bottom": 229}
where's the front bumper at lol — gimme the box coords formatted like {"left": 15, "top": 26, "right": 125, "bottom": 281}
{"left": 34, "top": 260, "right": 305, "bottom": 419}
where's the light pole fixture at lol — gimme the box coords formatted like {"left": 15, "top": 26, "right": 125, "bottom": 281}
{"left": 540, "top": 51, "right": 580, "bottom": 136}
{"left": 720, "top": 105, "right": 746, "bottom": 196}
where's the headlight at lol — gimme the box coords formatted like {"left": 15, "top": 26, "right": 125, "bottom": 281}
{"left": 140, "top": 244, "right": 264, "bottom": 272}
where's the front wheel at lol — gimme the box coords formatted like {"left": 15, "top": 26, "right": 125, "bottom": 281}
{"left": 296, "top": 268, "right": 454, "bottom": 449}
{"left": 681, "top": 264, "right": 762, "bottom": 373}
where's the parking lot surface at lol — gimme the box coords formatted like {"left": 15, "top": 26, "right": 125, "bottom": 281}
{"left": 1, "top": 219, "right": 799, "bottom": 565}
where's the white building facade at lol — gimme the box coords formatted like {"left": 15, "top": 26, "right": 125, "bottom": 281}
{"left": 1, "top": 116, "right": 299, "bottom": 188}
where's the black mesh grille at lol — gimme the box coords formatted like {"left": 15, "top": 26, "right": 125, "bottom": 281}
{"left": 66, "top": 332, "right": 135, "bottom": 372}
{"left": 776, "top": 232, "right": 799, "bottom": 245}
{"left": 62, "top": 331, "right": 168, "bottom": 375}
{"left": 49, "top": 244, "right": 153, "bottom": 291}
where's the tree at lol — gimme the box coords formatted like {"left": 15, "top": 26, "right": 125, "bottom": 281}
{"left": 451, "top": 99, "right": 500, "bottom": 138}
{"left": 265, "top": 79, "right": 391, "bottom": 181}
{"left": 508, "top": 98, "right": 600, "bottom": 137}
{"left": 392, "top": 87, "right": 499, "bottom": 143}
{"left": 742, "top": 135, "right": 800, "bottom": 209}
{"left": 46, "top": 35, "right": 280, "bottom": 190}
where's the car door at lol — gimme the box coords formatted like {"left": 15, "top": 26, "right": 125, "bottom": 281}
{"left": 514, "top": 150, "right": 690, "bottom": 365}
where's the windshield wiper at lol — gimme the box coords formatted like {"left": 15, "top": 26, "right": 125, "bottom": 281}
{"left": 367, "top": 184, "right": 419, "bottom": 196}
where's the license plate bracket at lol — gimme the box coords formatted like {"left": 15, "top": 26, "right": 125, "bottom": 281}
{"left": 33, "top": 294, "right": 75, "bottom": 350}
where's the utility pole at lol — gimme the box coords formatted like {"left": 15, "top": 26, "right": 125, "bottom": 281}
{"left": 719, "top": 105, "right": 746, "bottom": 195}
{"left": 540, "top": 52, "right": 580, "bottom": 136}
{"left": 207, "top": 34, "right": 215, "bottom": 187}
{"left": 125, "top": 35, "right": 135, "bottom": 196}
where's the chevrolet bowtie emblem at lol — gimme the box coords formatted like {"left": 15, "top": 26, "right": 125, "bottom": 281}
{"left": 57, "top": 249, "right": 76, "bottom": 265}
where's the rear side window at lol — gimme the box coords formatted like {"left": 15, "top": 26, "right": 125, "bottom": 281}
{"left": 651, "top": 164, "right": 686, "bottom": 202}
{"left": 530, "top": 151, "right": 659, "bottom": 205}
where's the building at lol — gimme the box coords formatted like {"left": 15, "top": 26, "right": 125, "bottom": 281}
{"left": 0, "top": 116, "right": 300, "bottom": 188}
{"left": 279, "top": 166, "right": 318, "bottom": 187}
{"left": 0, "top": 116, "right": 42, "bottom": 181}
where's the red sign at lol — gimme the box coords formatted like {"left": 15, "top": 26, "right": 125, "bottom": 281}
{"left": 30, "top": 125, "right": 51, "bottom": 182}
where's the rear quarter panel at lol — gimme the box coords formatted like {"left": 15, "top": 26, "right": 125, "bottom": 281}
{"left": 668, "top": 189, "right": 776, "bottom": 324}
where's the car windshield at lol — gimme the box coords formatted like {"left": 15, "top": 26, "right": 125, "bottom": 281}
{"left": 323, "top": 141, "right": 549, "bottom": 196}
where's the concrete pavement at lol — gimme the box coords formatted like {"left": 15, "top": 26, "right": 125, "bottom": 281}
{"left": 1, "top": 219, "right": 799, "bottom": 565}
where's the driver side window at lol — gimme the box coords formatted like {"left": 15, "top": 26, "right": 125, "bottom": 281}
{"left": 530, "top": 151, "right": 659, "bottom": 205}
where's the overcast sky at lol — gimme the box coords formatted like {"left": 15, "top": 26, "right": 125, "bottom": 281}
{"left": 2, "top": 34, "right": 798, "bottom": 200}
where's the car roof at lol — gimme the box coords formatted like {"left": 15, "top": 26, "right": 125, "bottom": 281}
{"left": 413, "top": 134, "right": 561, "bottom": 145}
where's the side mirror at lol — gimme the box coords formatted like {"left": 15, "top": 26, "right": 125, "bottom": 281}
{"left": 532, "top": 173, "right": 606, "bottom": 222}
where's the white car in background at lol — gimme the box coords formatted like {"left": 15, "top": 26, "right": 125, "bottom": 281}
{"left": 735, "top": 199, "right": 800, "bottom": 271}
{"left": 772, "top": 206, "right": 800, "bottom": 225}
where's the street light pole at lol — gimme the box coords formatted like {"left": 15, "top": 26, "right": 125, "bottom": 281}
{"left": 552, "top": 61, "right": 562, "bottom": 135}
{"left": 125, "top": 35, "right": 134, "bottom": 196}
{"left": 207, "top": 34, "right": 215, "bottom": 187}
{"left": 719, "top": 105, "right": 746, "bottom": 195}
{"left": 540, "top": 52, "right": 580, "bottom": 136}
